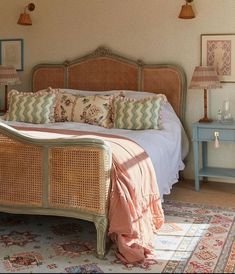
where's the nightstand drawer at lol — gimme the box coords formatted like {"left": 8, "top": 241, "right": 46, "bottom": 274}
{"left": 198, "top": 128, "right": 235, "bottom": 141}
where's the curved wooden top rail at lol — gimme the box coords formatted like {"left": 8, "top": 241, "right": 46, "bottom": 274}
{"left": 31, "top": 46, "right": 187, "bottom": 123}
{"left": 0, "top": 122, "right": 109, "bottom": 148}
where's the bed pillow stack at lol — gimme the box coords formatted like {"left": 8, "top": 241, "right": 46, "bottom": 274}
{"left": 5, "top": 88, "right": 115, "bottom": 128}
{"left": 4, "top": 88, "right": 167, "bottom": 130}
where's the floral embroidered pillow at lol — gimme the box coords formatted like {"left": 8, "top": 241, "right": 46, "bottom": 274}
{"left": 72, "top": 95, "right": 113, "bottom": 128}
{"left": 54, "top": 92, "right": 82, "bottom": 122}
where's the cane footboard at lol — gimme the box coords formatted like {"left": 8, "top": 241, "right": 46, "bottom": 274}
{"left": 0, "top": 124, "right": 112, "bottom": 258}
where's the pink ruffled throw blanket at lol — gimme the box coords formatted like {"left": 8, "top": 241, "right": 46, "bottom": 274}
{"left": 12, "top": 126, "right": 165, "bottom": 264}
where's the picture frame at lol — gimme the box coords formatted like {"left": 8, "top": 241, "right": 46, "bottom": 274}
{"left": 0, "top": 39, "right": 24, "bottom": 71}
{"left": 201, "top": 33, "right": 235, "bottom": 83}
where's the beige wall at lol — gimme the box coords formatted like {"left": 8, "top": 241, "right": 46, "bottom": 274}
{"left": 1, "top": 0, "right": 235, "bottom": 181}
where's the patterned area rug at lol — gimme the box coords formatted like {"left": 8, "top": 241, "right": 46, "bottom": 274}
{"left": 0, "top": 200, "right": 234, "bottom": 273}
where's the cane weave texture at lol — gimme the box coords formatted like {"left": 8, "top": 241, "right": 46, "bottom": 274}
{"left": 0, "top": 134, "right": 43, "bottom": 206}
{"left": 32, "top": 47, "right": 187, "bottom": 124}
{"left": 49, "top": 146, "right": 110, "bottom": 214}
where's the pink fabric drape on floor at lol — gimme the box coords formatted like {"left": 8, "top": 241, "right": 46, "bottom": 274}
{"left": 12, "top": 126, "right": 165, "bottom": 264}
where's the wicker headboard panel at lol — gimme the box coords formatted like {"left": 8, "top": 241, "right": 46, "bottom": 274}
{"left": 32, "top": 46, "right": 187, "bottom": 123}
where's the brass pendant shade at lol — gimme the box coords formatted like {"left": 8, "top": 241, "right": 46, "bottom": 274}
{"left": 18, "top": 13, "right": 32, "bottom": 25}
{"left": 17, "top": 3, "right": 35, "bottom": 25}
{"left": 179, "top": 1, "right": 195, "bottom": 19}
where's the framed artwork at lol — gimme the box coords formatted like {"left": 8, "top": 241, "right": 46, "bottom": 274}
{"left": 0, "top": 39, "right": 24, "bottom": 71}
{"left": 201, "top": 34, "right": 235, "bottom": 83}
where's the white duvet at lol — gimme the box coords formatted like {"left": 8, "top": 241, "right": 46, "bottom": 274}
{"left": 0, "top": 101, "right": 188, "bottom": 200}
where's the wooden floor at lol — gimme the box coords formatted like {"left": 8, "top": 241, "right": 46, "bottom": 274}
{"left": 165, "top": 179, "right": 235, "bottom": 208}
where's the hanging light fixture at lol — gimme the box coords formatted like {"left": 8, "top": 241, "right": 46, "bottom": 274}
{"left": 17, "top": 3, "right": 35, "bottom": 25}
{"left": 178, "top": 0, "right": 195, "bottom": 19}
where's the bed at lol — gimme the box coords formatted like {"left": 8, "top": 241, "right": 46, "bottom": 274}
{"left": 0, "top": 46, "right": 188, "bottom": 262}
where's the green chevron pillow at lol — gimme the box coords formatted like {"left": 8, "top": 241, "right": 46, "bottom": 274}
{"left": 113, "top": 95, "right": 167, "bottom": 130}
{"left": 6, "top": 92, "right": 57, "bottom": 124}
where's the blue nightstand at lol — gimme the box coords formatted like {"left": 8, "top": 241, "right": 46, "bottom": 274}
{"left": 192, "top": 121, "right": 235, "bottom": 191}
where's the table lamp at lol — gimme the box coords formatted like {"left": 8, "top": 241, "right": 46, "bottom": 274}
{"left": 0, "top": 65, "right": 21, "bottom": 112}
{"left": 189, "top": 66, "right": 221, "bottom": 123}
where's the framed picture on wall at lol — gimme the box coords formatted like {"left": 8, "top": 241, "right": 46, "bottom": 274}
{"left": 201, "top": 33, "right": 235, "bottom": 83}
{"left": 0, "top": 39, "right": 24, "bottom": 71}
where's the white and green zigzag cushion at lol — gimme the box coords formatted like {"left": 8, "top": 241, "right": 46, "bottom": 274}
{"left": 6, "top": 92, "right": 56, "bottom": 124}
{"left": 113, "top": 95, "right": 166, "bottom": 130}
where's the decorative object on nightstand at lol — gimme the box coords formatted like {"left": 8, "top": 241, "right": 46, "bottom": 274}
{"left": 178, "top": 0, "right": 195, "bottom": 19}
{"left": 189, "top": 66, "right": 221, "bottom": 123}
{"left": 217, "top": 109, "right": 222, "bottom": 122}
{"left": 17, "top": 3, "right": 35, "bottom": 25}
{"left": 221, "top": 99, "right": 233, "bottom": 124}
{"left": 0, "top": 65, "right": 21, "bottom": 112}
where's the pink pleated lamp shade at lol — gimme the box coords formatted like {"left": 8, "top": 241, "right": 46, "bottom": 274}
{"left": 189, "top": 66, "right": 221, "bottom": 89}
{"left": 0, "top": 65, "right": 21, "bottom": 85}
{"left": 0, "top": 65, "right": 21, "bottom": 112}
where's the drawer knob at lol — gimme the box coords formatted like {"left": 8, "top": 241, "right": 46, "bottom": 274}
{"left": 214, "top": 131, "right": 220, "bottom": 148}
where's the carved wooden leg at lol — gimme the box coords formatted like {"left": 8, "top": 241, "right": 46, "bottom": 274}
{"left": 94, "top": 216, "right": 108, "bottom": 259}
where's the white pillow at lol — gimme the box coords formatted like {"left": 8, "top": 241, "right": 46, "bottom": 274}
{"left": 37, "top": 88, "right": 159, "bottom": 99}
{"left": 61, "top": 89, "right": 124, "bottom": 97}
{"left": 121, "top": 90, "right": 162, "bottom": 99}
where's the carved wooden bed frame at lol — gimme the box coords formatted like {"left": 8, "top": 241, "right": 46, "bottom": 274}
{"left": 31, "top": 46, "right": 186, "bottom": 124}
{"left": 0, "top": 47, "right": 187, "bottom": 259}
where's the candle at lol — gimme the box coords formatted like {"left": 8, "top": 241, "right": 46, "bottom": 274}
{"left": 224, "top": 100, "right": 230, "bottom": 112}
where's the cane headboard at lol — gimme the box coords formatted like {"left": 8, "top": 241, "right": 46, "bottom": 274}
{"left": 31, "top": 46, "right": 187, "bottom": 123}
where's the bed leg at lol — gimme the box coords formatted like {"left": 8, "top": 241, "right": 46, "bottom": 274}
{"left": 94, "top": 216, "right": 108, "bottom": 259}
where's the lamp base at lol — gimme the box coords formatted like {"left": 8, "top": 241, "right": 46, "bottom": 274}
{"left": 199, "top": 117, "right": 213, "bottom": 123}
{"left": 0, "top": 85, "right": 8, "bottom": 113}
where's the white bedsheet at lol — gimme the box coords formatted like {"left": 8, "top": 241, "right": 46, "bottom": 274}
{"left": 0, "top": 102, "right": 188, "bottom": 200}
